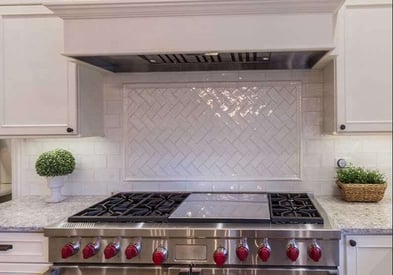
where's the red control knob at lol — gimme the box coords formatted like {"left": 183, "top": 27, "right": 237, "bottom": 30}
{"left": 125, "top": 242, "right": 141, "bottom": 259}
{"left": 104, "top": 242, "right": 120, "bottom": 259}
{"left": 287, "top": 246, "right": 299, "bottom": 261}
{"left": 213, "top": 247, "right": 228, "bottom": 267}
{"left": 236, "top": 246, "right": 249, "bottom": 261}
{"left": 82, "top": 243, "right": 99, "bottom": 259}
{"left": 308, "top": 240, "right": 322, "bottom": 262}
{"left": 61, "top": 243, "right": 78, "bottom": 259}
{"left": 287, "top": 240, "right": 299, "bottom": 262}
{"left": 258, "top": 238, "right": 271, "bottom": 262}
{"left": 258, "top": 246, "right": 271, "bottom": 262}
{"left": 152, "top": 247, "right": 168, "bottom": 265}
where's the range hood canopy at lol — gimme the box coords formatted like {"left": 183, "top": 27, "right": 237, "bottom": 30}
{"left": 75, "top": 51, "right": 328, "bottom": 72}
{"left": 45, "top": 0, "right": 344, "bottom": 72}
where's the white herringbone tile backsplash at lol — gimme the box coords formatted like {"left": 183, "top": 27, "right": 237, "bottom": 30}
{"left": 123, "top": 82, "right": 301, "bottom": 181}
{"left": 17, "top": 70, "right": 392, "bottom": 197}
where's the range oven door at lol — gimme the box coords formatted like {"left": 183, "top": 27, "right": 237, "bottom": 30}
{"left": 169, "top": 267, "right": 339, "bottom": 275}
{"left": 44, "top": 266, "right": 339, "bottom": 275}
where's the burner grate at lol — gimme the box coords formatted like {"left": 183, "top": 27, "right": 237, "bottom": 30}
{"left": 68, "top": 192, "right": 190, "bottom": 223}
{"left": 269, "top": 193, "right": 323, "bottom": 224}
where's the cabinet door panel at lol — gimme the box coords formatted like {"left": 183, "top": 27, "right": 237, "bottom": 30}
{"left": 0, "top": 15, "right": 77, "bottom": 135}
{"left": 337, "top": 4, "right": 392, "bottom": 132}
{"left": 357, "top": 247, "right": 392, "bottom": 275}
{"left": 345, "top": 235, "right": 392, "bottom": 275}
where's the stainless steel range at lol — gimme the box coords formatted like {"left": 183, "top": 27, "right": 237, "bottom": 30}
{"left": 44, "top": 192, "right": 341, "bottom": 275}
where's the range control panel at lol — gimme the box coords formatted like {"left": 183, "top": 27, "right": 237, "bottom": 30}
{"left": 50, "top": 236, "right": 338, "bottom": 267}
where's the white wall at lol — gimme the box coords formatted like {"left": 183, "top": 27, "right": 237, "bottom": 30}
{"left": 15, "top": 70, "right": 392, "bottom": 198}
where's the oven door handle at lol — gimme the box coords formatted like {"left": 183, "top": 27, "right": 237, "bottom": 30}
{"left": 178, "top": 268, "right": 202, "bottom": 275}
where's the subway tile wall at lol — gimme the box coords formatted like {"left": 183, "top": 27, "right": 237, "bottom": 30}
{"left": 17, "top": 70, "right": 392, "bottom": 198}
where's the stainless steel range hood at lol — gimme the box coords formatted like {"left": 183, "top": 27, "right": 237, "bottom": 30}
{"left": 75, "top": 51, "right": 328, "bottom": 72}
{"left": 45, "top": 0, "right": 344, "bottom": 73}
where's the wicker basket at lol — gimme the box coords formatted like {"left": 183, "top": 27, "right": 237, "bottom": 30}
{"left": 336, "top": 181, "right": 387, "bottom": 202}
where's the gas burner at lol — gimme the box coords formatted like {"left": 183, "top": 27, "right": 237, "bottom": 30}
{"left": 269, "top": 193, "right": 323, "bottom": 224}
{"left": 68, "top": 192, "right": 190, "bottom": 223}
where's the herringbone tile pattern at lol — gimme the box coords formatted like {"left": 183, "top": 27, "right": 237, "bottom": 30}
{"left": 124, "top": 82, "right": 301, "bottom": 180}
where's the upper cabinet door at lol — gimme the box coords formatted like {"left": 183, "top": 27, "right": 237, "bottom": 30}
{"left": 335, "top": 2, "right": 392, "bottom": 132}
{"left": 0, "top": 15, "right": 77, "bottom": 136}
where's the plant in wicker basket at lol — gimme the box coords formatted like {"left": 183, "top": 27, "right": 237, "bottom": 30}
{"left": 336, "top": 165, "right": 387, "bottom": 202}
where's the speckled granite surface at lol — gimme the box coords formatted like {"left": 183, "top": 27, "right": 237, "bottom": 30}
{"left": 0, "top": 195, "right": 106, "bottom": 232}
{"left": 317, "top": 195, "right": 392, "bottom": 235}
{"left": 0, "top": 195, "right": 391, "bottom": 234}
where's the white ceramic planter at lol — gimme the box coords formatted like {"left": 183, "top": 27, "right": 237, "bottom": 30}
{"left": 46, "top": 176, "right": 66, "bottom": 203}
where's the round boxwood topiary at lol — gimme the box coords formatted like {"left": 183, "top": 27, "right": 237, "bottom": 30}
{"left": 35, "top": 149, "right": 76, "bottom": 177}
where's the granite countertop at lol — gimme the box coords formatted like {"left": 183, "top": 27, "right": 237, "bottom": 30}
{"left": 0, "top": 195, "right": 106, "bottom": 232}
{"left": 0, "top": 195, "right": 392, "bottom": 234}
{"left": 317, "top": 195, "right": 392, "bottom": 235}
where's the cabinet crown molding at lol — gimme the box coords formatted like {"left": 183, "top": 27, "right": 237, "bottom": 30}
{"left": 45, "top": 0, "right": 345, "bottom": 19}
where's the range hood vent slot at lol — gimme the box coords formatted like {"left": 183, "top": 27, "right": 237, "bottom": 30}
{"left": 74, "top": 51, "right": 327, "bottom": 73}
{"left": 141, "top": 53, "right": 272, "bottom": 64}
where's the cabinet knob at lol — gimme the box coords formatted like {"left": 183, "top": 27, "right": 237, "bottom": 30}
{"left": 349, "top": 240, "right": 357, "bottom": 247}
{"left": 340, "top": 124, "right": 346, "bottom": 130}
{"left": 66, "top": 127, "right": 74, "bottom": 133}
{"left": 0, "top": 244, "right": 13, "bottom": 251}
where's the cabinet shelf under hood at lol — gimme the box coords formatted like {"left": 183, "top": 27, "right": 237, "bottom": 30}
{"left": 45, "top": 0, "right": 344, "bottom": 72}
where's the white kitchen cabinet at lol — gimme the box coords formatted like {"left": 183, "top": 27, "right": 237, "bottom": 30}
{"left": 344, "top": 234, "right": 392, "bottom": 275}
{"left": 0, "top": 232, "right": 50, "bottom": 274}
{"left": 0, "top": 11, "right": 104, "bottom": 137}
{"left": 323, "top": 0, "right": 392, "bottom": 133}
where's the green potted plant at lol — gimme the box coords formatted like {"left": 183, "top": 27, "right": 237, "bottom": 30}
{"left": 35, "top": 149, "right": 76, "bottom": 203}
{"left": 336, "top": 165, "right": 387, "bottom": 202}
